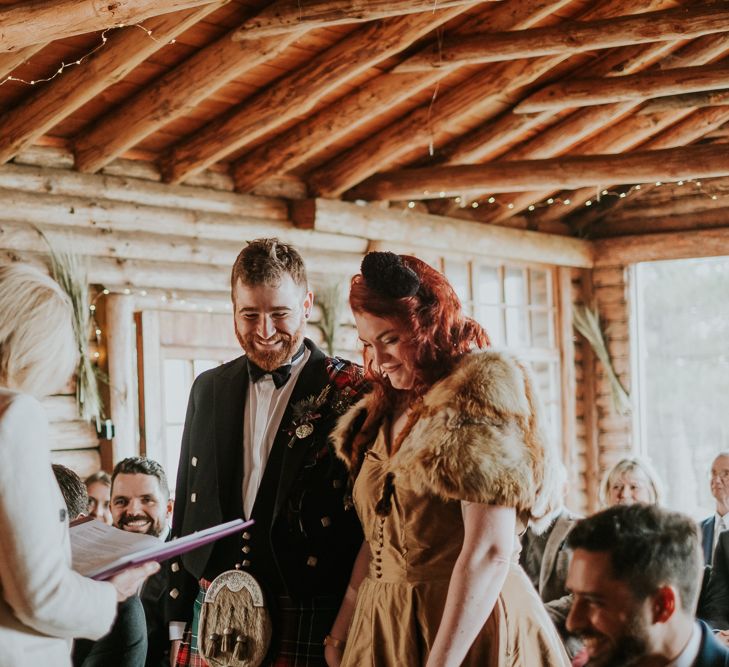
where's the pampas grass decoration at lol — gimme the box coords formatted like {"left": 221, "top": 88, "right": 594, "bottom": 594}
{"left": 38, "top": 229, "right": 103, "bottom": 423}
{"left": 312, "top": 281, "right": 343, "bottom": 356}
{"left": 573, "top": 305, "right": 631, "bottom": 416}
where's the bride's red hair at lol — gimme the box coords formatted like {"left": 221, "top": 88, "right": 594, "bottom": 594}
{"left": 349, "top": 255, "right": 489, "bottom": 402}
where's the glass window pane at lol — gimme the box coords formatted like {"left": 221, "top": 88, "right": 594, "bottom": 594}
{"left": 478, "top": 305, "right": 504, "bottom": 347}
{"left": 164, "top": 359, "right": 190, "bottom": 424}
{"left": 476, "top": 264, "right": 500, "bottom": 304}
{"left": 530, "top": 309, "right": 553, "bottom": 348}
{"left": 444, "top": 259, "right": 470, "bottom": 304}
{"left": 504, "top": 268, "right": 527, "bottom": 305}
{"left": 529, "top": 269, "right": 550, "bottom": 307}
{"left": 165, "top": 424, "right": 184, "bottom": 497}
{"left": 193, "top": 359, "right": 218, "bottom": 378}
{"left": 505, "top": 307, "right": 528, "bottom": 347}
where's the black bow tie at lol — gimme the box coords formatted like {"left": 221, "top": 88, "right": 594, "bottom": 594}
{"left": 246, "top": 345, "right": 305, "bottom": 389}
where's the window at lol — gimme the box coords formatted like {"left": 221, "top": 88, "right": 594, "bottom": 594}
{"left": 633, "top": 256, "right": 729, "bottom": 517}
{"left": 442, "top": 259, "right": 561, "bottom": 446}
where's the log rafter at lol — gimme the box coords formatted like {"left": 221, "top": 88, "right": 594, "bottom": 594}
{"left": 347, "top": 144, "right": 729, "bottom": 201}
{"left": 73, "top": 27, "right": 304, "bottom": 173}
{"left": 306, "top": 0, "right": 674, "bottom": 198}
{"left": 231, "top": 0, "right": 569, "bottom": 192}
{"left": 515, "top": 63, "right": 729, "bottom": 114}
{"left": 0, "top": 0, "right": 222, "bottom": 53}
{"left": 232, "top": 0, "right": 486, "bottom": 39}
{"left": 0, "top": 3, "right": 223, "bottom": 165}
{"left": 160, "top": 9, "right": 461, "bottom": 184}
{"left": 395, "top": 4, "right": 729, "bottom": 72}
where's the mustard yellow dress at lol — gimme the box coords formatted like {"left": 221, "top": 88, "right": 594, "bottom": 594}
{"left": 340, "top": 425, "right": 570, "bottom": 667}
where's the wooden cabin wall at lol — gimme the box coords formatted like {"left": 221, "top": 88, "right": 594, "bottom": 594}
{"left": 571, "top": 264, "right": 633, "bottom": 514}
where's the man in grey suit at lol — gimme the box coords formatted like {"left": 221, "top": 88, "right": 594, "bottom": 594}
{"left": 701, "top": 453, "right": 729, "bottom": 566}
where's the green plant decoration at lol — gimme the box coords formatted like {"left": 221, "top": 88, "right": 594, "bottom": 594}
{"left": 313, "top": 281, "right": 344, "bottom": 356}
{"left": 38, "top": 229, "right": 103, "bottom": 423}
{"left": 573, "top": 304, "right": 631, "bottom": 416}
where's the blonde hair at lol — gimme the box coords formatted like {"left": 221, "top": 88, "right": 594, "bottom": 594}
{"left": 599, "top": 456, "right": 664, "bottom": 507}
{"left": 0, "top": 263, "right": 78, "bottom": 397}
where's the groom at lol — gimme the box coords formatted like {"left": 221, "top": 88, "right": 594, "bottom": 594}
{"left": 167, "top": 238, "right": 366, "bottom": 666}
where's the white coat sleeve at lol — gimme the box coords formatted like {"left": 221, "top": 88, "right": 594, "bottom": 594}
{"left": 0, "top": 393, "right": 117, "bottom": 640}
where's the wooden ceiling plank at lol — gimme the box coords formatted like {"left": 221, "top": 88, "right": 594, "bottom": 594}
{"left": 232, "top": 0, "right": 486, "bottom": 39}
{"left": 346, "top": 144, "right": 729, "bottom": 201}
{"left": 515, "top": 63, "right": 729, "bottom": 114}
{"left": 0, "top": 3, "right": 223, "bottom": 165}
{"left": 0, "top": 43, "right": 47, "bottom": 80}
{"left": 161, "top": 9, "right": 471, "bottom": 184}
{"left": 590, "top": 208, "right": 729, "bottom": 238}
{"left": 74, "top": 28, "right": 304, "bottom": 173}
{"left": 396, "top": 4, "right": 729, "bottom": 72}
{"left": 594, "top": 228, "right": 729, "bottom": 266}
{"left": 306, "top": 0, "right": 673, "bottom": 198}
{"left": 231, "top": 0, "right": 569, "bottom": 192}
{"left": 0, "top": 0, "right": 222, "bottom": 53}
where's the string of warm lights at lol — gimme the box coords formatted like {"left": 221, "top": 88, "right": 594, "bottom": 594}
{"left": 409, "top": 178, "right": 724, "bottom": 212}
{"left": 0, "top": 23, "right": 176, "bottom": 88}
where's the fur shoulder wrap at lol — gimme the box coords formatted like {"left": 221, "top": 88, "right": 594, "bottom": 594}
{"left": 331, "top": 350, "right": 563, "bottom": 531}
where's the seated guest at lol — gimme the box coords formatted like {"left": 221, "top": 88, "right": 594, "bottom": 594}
{"left": 599, "top": 456, "right": 663, "bottom": 507}
{"left": 51, "top": 467, "right": 147, "bottom": 667}
{"left": 53, "top": 464, "right": 90, "bottom": 521}
{"left": 701, "top": 453, "right": 729, "bottom": 566}
{"left": 566, "top": 503, "right": 729, "bottom": 666}
{"left": 85, "top": 470, "right": 113, "bottom": 525}
{"left": 520, "top": 464, "right": 582, "bottom": 656}
{"left": 111, "top": 457, "right": 173, "bottom": 667}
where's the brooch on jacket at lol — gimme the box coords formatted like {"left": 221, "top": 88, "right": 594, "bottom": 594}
{"left": 286, "top": 359, "right": 366, "bottom": 445}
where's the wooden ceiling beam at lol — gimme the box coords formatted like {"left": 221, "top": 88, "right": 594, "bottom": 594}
{"left": 639, "top": 89, "right": 729, "bottom": 114}
{"left": 231, "top": 0, "right": 568, "bottom": 192}
{"left": 591, "top": 208, "right": 729, "bottom": 238}
{"left": 515, "top": 63, "right": 729, "bottom": 114}
{"left": 74, "top": 28, "right": 303, "bottom": 174}
{"left": 347, "top": 144, "right": 729, "bottom": 201}
{"left": 470, "top": 34, "right": 729, "bottom": 224}
{"left": 0, "top": 43, "right": 47, "bottom": 80}
{"left": 307, "top": 0, "right": 673, "bottom": 198}
{"left": 0, "top": 4, "right": 222, "bottom": 165}
{"left": 232, "top": 0, "right": 485, "bottom": 39}
{"left": 160, "top": 9, "right": 472, "bottom": 184}
{"left": 0, "top": 0, "right": 222, "bottom": 52}
{"left": 594, "top": 228, "right": 729, "bottom": 266}
{"left": 396, "top": 4, "right": 729, "bottom": 72}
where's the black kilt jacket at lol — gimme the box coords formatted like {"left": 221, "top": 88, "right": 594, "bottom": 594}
{"left": 166, "top": 339, "right": 366, "bottom": 625}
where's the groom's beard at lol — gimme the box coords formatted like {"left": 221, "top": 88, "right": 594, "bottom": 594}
{"left": 236, "top": 318, "right": 305, "bottom": 371}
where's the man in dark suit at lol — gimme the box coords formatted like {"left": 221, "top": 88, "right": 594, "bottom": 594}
{"left": 566, "top": 503, "right": 729, "bottom": 666}
{"left": 111, "top": 457, "right": 174, "bottom": 667}
{"left": 167, "top": 238, "right": 366, "bottom": 666}
{"left": 701, "top": 453, "right": 729, "bottom": 566}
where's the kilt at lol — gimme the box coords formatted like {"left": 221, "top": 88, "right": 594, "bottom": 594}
{"left": 175, "top": 579, "right": 338, "bottom": 667}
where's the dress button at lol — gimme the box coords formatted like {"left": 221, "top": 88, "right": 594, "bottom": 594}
{"left": 191, "top": 456, "right": 198, "bottom": 467}
{"left": 241, "top": 560, "right": 251, "bottom": 567}
{"left": 171, "top": 562, "right": 180, "bottom": 573}
{"left": 306, "top": 556, "right": 318, "bottom": 567}
{"left": 332, "top": 480, "right": 342, "bottom": 489}
{"left": 169, "top": 588, "right": 179, "bottom": 599}
{"left": 242, "top": 546, "right": 251, "bottom": 554}
{"left": 320, "top": 516, "right": 331, "bottom": 527}
{"left": 190, "top": 493, "right": 197, "bottom": 503}
{"left": 242, "top": 532, "right": 251, "bottom": 540}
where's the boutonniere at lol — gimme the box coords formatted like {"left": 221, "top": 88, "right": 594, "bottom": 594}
{"left": 288, "top": 385, "right": 332, "bottom": 441}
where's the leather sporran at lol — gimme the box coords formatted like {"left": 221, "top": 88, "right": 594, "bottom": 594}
{"left": 199, "top": 570, "right": 272, "bottom": 667}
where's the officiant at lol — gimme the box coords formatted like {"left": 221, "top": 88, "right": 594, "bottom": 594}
{"left": 0, "top": 262, "right": 158, "bottom": 667}
{"left": 167, "top": 239, "right": 367, "bottom": 666}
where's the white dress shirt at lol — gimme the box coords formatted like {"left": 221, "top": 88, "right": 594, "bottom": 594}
{"left": 713, "top": 512, "right": 729, "bottom": 563}
{"left": 242, "top": 347, "right": 309, "bottom": 519}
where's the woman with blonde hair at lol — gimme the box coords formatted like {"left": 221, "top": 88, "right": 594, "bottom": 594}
{"left": 599, "top": 456, "right": 664, "bottom": 507}
{"left": 0, "top": 262, "right": 158, "bottom": 666}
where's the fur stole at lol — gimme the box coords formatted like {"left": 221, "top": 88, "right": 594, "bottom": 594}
{"left": 330, "top": 350, "right": 563, "bottom": 532}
